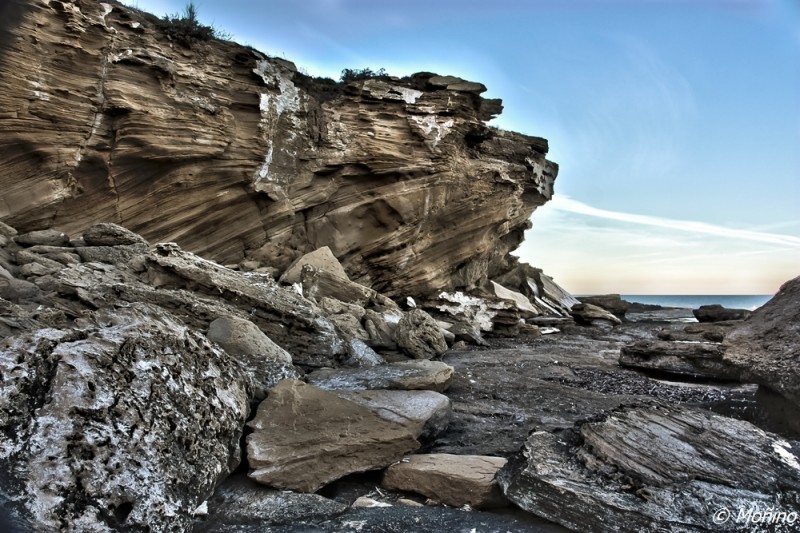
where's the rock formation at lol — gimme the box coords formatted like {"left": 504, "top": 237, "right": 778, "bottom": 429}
{"left": 724, "top": 276, "right": 800, "bottom": 406}
{"left": 0, "top": 0, "right": 558, "bottom": 303}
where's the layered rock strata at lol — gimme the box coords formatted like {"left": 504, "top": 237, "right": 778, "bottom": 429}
{"left": 0, "top": 0, "right": 558, "bottom": 301}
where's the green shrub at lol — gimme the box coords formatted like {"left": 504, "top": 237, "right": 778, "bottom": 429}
{"left": 340, "top": 67, "right": 388, "bottom": 83}
{"left": 156, "top": 2, "right": 228, "bottom": 45}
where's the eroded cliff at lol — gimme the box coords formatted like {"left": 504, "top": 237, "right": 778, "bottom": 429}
{"left": 0, "top": 0, "right": 557, "bottom": 298}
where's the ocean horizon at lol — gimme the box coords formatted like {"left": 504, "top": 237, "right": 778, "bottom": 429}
{"left": 618, "top": 294, "right": 772, "bottom": 311}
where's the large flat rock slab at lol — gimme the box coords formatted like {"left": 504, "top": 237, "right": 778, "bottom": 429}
{"left": 306, "top": 360, "right": 454, "bottom": 392}
{"left": 246, "top": 380, "right": 419, "bottom": 492}
{"left": 332, "top": 390, "right": 451, "bottom": 441}
{"left": 498, "top": 404, "right": 800, "bottom": 532}
{"left": 383, "top": 453, "right": 508, "bottom": 509}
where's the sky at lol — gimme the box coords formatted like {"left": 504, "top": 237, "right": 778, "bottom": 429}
{"left": 129, "top": 0, "right": 799, "bottom": 295}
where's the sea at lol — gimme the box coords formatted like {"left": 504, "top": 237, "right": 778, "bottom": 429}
{"left": 621, "top": 295, "right": 772, "bottom": 311}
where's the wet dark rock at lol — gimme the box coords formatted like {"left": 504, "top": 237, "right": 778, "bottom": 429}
{"left": 498, "top": 404, "right": 800, "bottom": 533}
{"left": 193, "top": 473, "right": 348, "bottom": 532}
{"left": 620, "top": 339, "right": 739, "bottom": 380}
{"left": 693, "top": 304, "right": 752, "bottom": 322}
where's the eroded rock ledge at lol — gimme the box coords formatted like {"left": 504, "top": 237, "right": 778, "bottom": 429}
{"left": 0, "top": 0, "right": 557, "bottom": 300}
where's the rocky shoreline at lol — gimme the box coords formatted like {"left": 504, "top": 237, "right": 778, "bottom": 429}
{"left": 1, "top": 221, "right": 798, "bottom": 532}
{"left": 0, "top": 1, "right": 798, "bottom": 531}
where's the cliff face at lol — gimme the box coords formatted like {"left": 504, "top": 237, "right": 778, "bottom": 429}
{"left": 0, "top": 0, "right": 557, "bottom": 298}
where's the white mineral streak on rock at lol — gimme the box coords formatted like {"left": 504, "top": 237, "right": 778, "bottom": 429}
{"left": 773, "top": 440, "right": 800, "bottom": 471}
{"left": 410, "top": 115, "right": 454, "bottom": 148}
{"left": 398, "top": 87, "right": 423, "bottom": 104}
{"left": 437, "top": 292, "right": 496, "bottom": 332}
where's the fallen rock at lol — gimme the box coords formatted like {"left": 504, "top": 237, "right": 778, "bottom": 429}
{"left": 577, "top": 294, "right": 630, "bottom": 318}
{"left": 279, "top": 246, "right": 349, "bottom": 285}
{"left": 693, "top": 304, "right": 752, "bottom": 322}
{"left": 306, "top": 360, "right": 455, "bottom": 392}
{"left": 724, "top": 276, "right": 800, "bottom": 405}
{"left": 395, "top": 309, "right": 448, "bottom": 359}
{"left": 449, "top": 322, "right": 489, "bottom": 347}
{"left": 657, "top": 323, "right": 729, "bottom": 342}
{"left": 498, "top": 404, "right": 800, "bottom": 532}
{"left": 14, "top": 229, "right": 69, "bottom": 247}
{"left": 619, "top": 339, "right": 739, "bottom": 380}
{"left": 570, "top": 302, "right": 622, "bottom": 327}
{"left": 74, "top": 244, "right": 149, "bottom": 265}
{"left": 207, "top": 316, "right": 292, "bottom": 364}
{"left": 383, "top": 454, "right": 508, "bottom": 509}
{"left": 193, "top": 473, "right": 348, "bottom": 532}
{"left": 488, "top": 281, "right": 538, "bottom": 316}
{"left": 247, "top": 379, "right": 419, "bottom": 492}
{"left": 0, "top": 303, "right": 249, "bottom": 532}
{"left": 0, "top": 278, "right": 40, "bottom": 303}
{"left": 82, "top": 223, "right": 149, "bottom": 247}
{"left": 332, "top": 389, "right": 452, "bottom": 441}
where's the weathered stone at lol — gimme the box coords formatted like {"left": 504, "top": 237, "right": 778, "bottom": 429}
{"left": 14, "top": 229, "right": 69, "bottom": 247}
{"left": 0, "top": 0, "right": 557, "bottom": 302}
{"left": 724, "top": 276, "right": 800, "bottom": 405}
{"left": 620, "top": 339, "right": 739, "bottom": 380}
{"left": 383, "top": 454, "right": 508, "bottom": 509}
{"left": 657, "top": 323, "right": 728, "bottom": 342}
{"left": 301, "top": 265, "right": 376, "bottom": 307}
{"left": 363, "top": 309, "right": 401, "bottom": 350}
{"left": 207, "top": 316, "right": 292, "bottom": 363}
{"left": 488, "top": 281, "right": 538, "bottom": 315}
{"left": 395, "top": 309, "right": 448, "bottom": 360}
{"left": 246, "top": 380, "right": 419, "bottom": 492}
{"left": 307, "top": 360, "right": 454, "bottom": 392}
{"left": 18, "top": 261, "right": 62, "bottom": 278}
{"left": 82, "top": 223, "right": 149, "bottom": 247}
{"left": 498, "top": 404, "right": 800, "bottom": 533}
{"left": 333, "top": 389, "right": 452, "bottom": 441}
{"left": 0, "top": 278, "right": 40, "bottom": 302}
{"left": 577, "top": 294, "right": 630, "bottom": 318}
{"left": 74, "top": 244, "right": 149, "bottom": 264}
{"left": 193, "top": 473, "right": 348, "bottom": 531}
{"left": 0, "top": 303, "right": 249, "bottom": 532}
{"left": 570, "top": 302, "right": 622, "bottom": 327}
{"left": 448, "top": 322, "right": 489, "bottom": 346}
{"left": 693, "top": 304, "right": 752, "bottom": 322}
{"left": 279, "top": 246, "right": 349, "bottom": 285}
{"left": 538, "top": 273, "right": 579, "bottom": 316}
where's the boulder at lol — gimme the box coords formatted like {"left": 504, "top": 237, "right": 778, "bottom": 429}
{"left": 300, "top": 265, "right": 376, "bottom": 307}
{"left": 577, "top": 294, "right": 630, "bottom": 318}
{"left": 0, "top": 278, "right": 40, "bottom": 302}
{"left": 498, "top": 404, "right": 800, "bottom": 532}
{"left": 488, "top": 281, "right": 538, "bottom": 316}
{"left": 0, "top": 303, "right": 249, "bottom": 532}
{"left": 724, "top": 276, "right": 800, "bottom": 405}
{"left": 619, "top": 339, "right": 739, "bottom": 380}
{"left": 14, "top": 229, "right": 69, "bottom": 247}
{"left": 570, "top": 302, "right": 622, "bottom": 327}
{"left": 82, "top": 223, "right": 149, "bottom": 247}
{"left": 306, "top": 360, "right": 455, "bottom": 393}
{"left": 693, "top": 304, "right": 752, "bottom": 322}
{"left": 279, "top": 246, "right": 349, "bottom": 285}
{"left": 394, "top": 309, "right": 448, "bottom": 359}
{"left": 427, "top": 75, "right": 487, "bottom": 94}
{"left": 74, "top": 244, "right": 149, "bottom": 265}
{"left": 383, "top": 454, "right": 508, "bottom": 509}
{"left": 246, "top": 379, "right": 419, "bottom": 492}
{"left": 332, "top": 389, "right": 452, "bottom": 441}
{"left": 207, "top": 316, "right": 292, "bottom": 363}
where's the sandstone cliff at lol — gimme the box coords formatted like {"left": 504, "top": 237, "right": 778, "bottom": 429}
{"left": 0, "top": 0, "right": 557, "bottom": 299}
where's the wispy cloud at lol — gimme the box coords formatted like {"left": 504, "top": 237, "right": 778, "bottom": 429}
{"left": 550, "top": 196, "right": 800, "bottom": 248}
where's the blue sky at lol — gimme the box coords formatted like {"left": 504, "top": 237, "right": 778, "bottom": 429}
{"left": 130, "top": 0, "right": 799, "bottom": 294}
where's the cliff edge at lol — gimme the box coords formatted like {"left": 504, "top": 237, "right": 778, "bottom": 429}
{"left": 0, "top": 0, "right": 557, "bottom": 299}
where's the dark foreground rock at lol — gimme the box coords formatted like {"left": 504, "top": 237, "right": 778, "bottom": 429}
{"left": 619, "top": 339, "right": 739, "bottom": 380}
{"left": 0, "top": 303, "right": 249, "bottom": 532}
{"left": 498, "top": 404, "right": 800, "bottom": 533}
{"left": 724, "top": 276, "right": 800, "bottom": 406}
{"left": 693, "top": 304, "right": 752, "bottom": 322}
